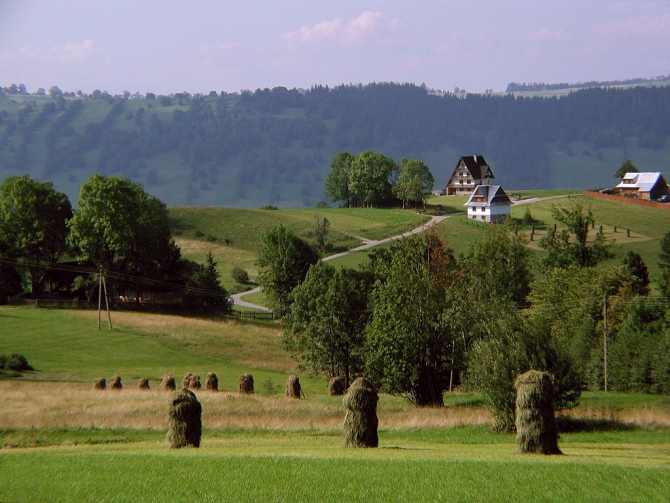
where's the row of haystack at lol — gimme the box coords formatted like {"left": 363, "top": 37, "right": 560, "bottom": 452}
{"left": 167, "top": 370, "right": 562, "bottom": 456}
{"left": 92, "top": 372, "right": 308, "bottom": 397}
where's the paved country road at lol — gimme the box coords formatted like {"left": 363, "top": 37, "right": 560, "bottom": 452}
{"left": 230, "top": 213, "right": 458, "bottom": 312}
{"left": 231, "top": 195, "right": 569, "bottom": 312}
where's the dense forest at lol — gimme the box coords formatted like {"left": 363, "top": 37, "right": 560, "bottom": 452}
{"left": 1, "top": 82, "right": 669, "bottom": 208}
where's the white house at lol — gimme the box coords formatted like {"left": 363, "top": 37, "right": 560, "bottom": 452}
{"left": 615, "top": 172, "right": 669, "bottom": 200}
{"left": 464, "top": 185, "right": 512, "bottom": 223}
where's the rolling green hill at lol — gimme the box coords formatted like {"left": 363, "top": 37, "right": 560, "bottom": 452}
{"left": 1, "top": 83, "right": 668, "bottom": 208}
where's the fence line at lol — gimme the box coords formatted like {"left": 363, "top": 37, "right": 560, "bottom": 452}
{"left": 231, "top": 309, "right": 275, "bottom": 320}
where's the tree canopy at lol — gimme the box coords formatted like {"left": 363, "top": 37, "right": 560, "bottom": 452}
{"left": 0, "top": 175, "right": 72, "bottom": 297}
{"left": 283, "top": 262, "right": 373, "bottom": 387}
{"left": 68, "top": 174, "right": 178, "bottom": 277}
{"left": 256, "top": 225, "right": 319, "bottom": 314}
{"left": 538, "top": 198, "right": 612, "bottom": 270}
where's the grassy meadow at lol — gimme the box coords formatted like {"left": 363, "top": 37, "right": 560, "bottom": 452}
{"left": 1, "top": 306, "right": 669, "bottom": 502}
{"left": 1, "top": 195, "right": 669, "bottom": 501}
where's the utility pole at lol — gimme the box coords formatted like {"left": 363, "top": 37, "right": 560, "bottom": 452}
{"left": 98, "top": 269, "right": 102, "bottom": 330}
{"left": 603, "top": 293, "right": 608, "bottom": 393}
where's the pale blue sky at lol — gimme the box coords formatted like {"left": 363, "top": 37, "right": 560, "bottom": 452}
{"left": 1, "top": 0, "right": 668, "bottom": 95}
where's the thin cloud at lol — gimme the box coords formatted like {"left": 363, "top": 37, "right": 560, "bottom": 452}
{"left": 282, "top": 11, "right": 393, "bottom": 47}
{"left": 2, "top": 39, "right": 96, "bottom": 64}
{"left": 594, "top": 12, "right": 670, "bottom": 38}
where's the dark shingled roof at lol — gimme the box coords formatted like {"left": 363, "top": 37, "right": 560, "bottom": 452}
{"left": 460, "top": 155, "right": 494, "bottom": 180}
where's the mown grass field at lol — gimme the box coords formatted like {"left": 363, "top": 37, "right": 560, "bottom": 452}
{"left": 1, "top": 306, "right": 669, "bottom": 502}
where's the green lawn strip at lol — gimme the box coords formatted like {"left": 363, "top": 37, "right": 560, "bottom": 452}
{"left": 0, "top": 308, "right": 317, "bottom": 392}
{"left": 1, "top": 431, "right": 667, "bottom": 503}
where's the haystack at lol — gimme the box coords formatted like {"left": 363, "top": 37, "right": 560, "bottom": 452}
{"left": 167, "top": 388, "right": 202, "bottom": 448}
{"left": 343, "top": 377, "right": 378, "bottom": 448}
{"left": 138, "top": 378, "right": 150, "bottom": 390}
{"left": 190, "top": 374, "right": 202, "bottom": 390}
{"left": 109, "top": 375, "right": 122, "bottom": 390}
{"left": 237, "top": 373, "right": 254, "bottom": 394}
{"left": 182, "top": 373, "right": 193, "bottom": 388}
{"left": 328, "top": 376, "right": 346, "bottom": 396}
{"left": 514, "top": 370, "right": 562, "bottom": 455}
{"left": 161, "top": 374, "right": 176, "bottom": 391}
{"left": 285, "top": 375, "right": 302, "bottom": 398}
{"left": 93, "top": 377, "right": 106, "bottom": 390}
{"left": 182, "top": 373, "right": 202, "bottom": 390}
{"left": 206, "top": 372, "right": 219, "bottom": 392}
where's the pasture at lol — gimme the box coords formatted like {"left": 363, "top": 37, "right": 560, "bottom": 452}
{"left": 1, "top": 306, "right": 669, "bottom": 502}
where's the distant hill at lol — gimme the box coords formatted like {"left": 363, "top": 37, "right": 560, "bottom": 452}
{"left": 1, "top": 82, "right": 669, "bottom": 208}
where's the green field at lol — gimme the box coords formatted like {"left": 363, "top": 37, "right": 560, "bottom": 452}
{"left": 2, "top": 196, "right": 670, "bottom": 502}
{"left": 1, "top": 306, "right": 669, "bottom": 502}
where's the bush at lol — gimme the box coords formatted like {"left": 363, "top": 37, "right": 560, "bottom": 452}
{"left": 231, "top": 266, "right": 250, "bottom": 284}
{"left": 1, "top": 353, "right": 33, "bottom": 371}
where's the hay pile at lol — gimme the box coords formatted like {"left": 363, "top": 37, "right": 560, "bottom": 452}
{"left": 167, "top": 388, "right": 202, "bottom": 448}
{"left": 515, "top": 370, "right": 562, "bottom": 455}
{"left": 343, "top": 377, "right": 378, "bottom": 448}
{"left": 285, "top": 375, "right": 302, "bottom": 398}
{"left": 328, "top": 376, "right": 346, "bottom": 396}
{"left": 93, "top": 377, "right": 106, "bottom": 390}
{"left": 138, "top": 378, "right": 150, "bottom": 390}
{"left": 161, "top": 374, "right": 176, "bottom": 391}
{"left": 109, "top": 375, "right": 122, "bottom": 390}
{"left": 237, "top": 373, "right": 254, "bottom": 394}
{"left": 183, "top": 373, "right": 201, "bottom": 390}
{"left": 206, "top": 372, "right": 219, "bottom": 392}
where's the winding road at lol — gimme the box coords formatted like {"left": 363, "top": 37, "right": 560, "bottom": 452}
{"left": 231, "top": 213, "right": 457, "bottom": 312}
{"left": 231, "top": 195, "right": 568, "bottom": 312}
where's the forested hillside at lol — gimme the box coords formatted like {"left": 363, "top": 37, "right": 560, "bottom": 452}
{"left": 1, "top": 83, "right": 669, "bottom": 208}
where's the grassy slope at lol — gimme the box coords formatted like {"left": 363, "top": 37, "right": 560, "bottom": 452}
{"left": 169, "top": 206, "right": 430, "bottom": 288}
{"left": 0, "top": 305, "right": 669, "bottom": 502}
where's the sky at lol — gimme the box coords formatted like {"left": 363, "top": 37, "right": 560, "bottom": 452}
{"left": 1, "top": 0, "right": 669, "bottom": 96}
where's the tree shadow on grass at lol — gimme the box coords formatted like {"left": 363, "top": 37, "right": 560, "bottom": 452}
{"left": 556, "top": 415, "right": 635, "bottom": 433}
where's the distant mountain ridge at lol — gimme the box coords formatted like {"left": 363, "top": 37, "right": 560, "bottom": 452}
{"left": 1, "top": 82, "right": 669, "bottom": 208}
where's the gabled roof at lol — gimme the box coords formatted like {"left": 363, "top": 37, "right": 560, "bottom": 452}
{"left": 615, "top": 172, "right": 666, "bottom": 192}
{"left": 459, "top": 155, "right": 494, "bottom": 180}
{"left": 464, "top": 185, "right": 511, "bottom": 207}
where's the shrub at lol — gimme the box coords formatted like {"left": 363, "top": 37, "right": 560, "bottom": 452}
{"left": 231, "top": 266, "right": 250, "bottom": 284}
{"left": 4, "top": 354, "right": 32, "bottom": 371}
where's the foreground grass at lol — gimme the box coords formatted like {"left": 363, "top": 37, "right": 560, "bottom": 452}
{"left": 1, "top": 428, "right": 668, "bottom": 503}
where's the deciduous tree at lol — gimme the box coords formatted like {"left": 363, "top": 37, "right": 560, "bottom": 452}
{"left": 0, "top": 175, "right": 72, "bottom": 297}
{"left": 538, "top": 197, "right": 612, "bottom": 270}
{"left": 394, "top": 158, "right": 434, "bottom": 209}
{"left": 256, "top": 225, "right": 318, "bottom": 314}
{"left": 283, "top": 262, "right": 373, "bottom": 387}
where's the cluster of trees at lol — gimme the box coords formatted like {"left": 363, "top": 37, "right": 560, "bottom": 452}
{"left": 2, "top": 83, "right": 669, "bottom": 208}
{"left": 325, "top": 151, "right": 434, "bottom": 208}
{"left": 257, "top": 199, "right": 670, "bottom": 431}
{"left": 0, "top": 174, "right": 230, "bottom": 311}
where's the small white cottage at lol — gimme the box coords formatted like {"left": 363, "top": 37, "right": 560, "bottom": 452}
{"left": 464, "top": 185, "right": 512, "bottom": 223}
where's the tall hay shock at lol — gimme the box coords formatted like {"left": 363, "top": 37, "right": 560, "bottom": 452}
{"left": 206, "top": 372, "right": 219, "bottom": 392}
{"left": 93, "top": 377, "right": 106, "bottom": 390}
{"left": 237, "top": 373, "right": 254, "bottom": 394}
{"left": 343, "top": 377, "right": 378, "bottom": 448}
{"left": 138, "top": 378, "right": 150, "bottom": 390}
{"left": 190, "top": 374, "right": 202, "bottom": 390}
{"left": 183, "top": 373, "right": 201, "bottom": 390}
{"left": 109, "top": 375, "right": 122, "bottom": 390}
{"left": 167, "top": 388, "right": 202, "bottom": 448}
{"left": 285, "top": 375, "right": 302, "bottom": 398}
{"left": 328, "top": 376, "right": 346, "bottom": 396}
{"left": 515, "top": 370, "right": 562, "bottom": 455}
{"left": 161, "top": 374, "right": 176, "bottom": 391}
